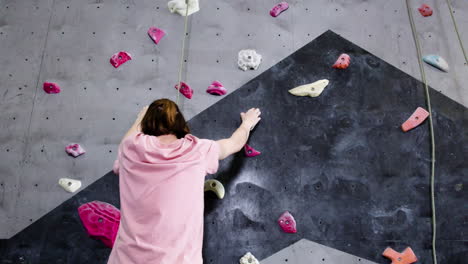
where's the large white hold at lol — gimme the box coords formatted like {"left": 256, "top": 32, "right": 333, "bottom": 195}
{"left": 204, "top": 179, "right": 225, "bottom": 199}
{"left": 58, "top": 178, "right": 82, "bottom": 193}
{"left": 238, "top": 49, "right": 262, "bottom": 71}
{"left": 168, "top": 0, "right": 200, "bottom": 16}
{"left": 288, "top": 79, "right": 329, "bottom": 97}
{"left": 240, "top": 252, "right": 259, "bottom": 264}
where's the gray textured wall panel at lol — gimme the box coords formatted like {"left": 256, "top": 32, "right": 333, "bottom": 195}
{"left": 261, "top": 239, "right": 378, "bottom": 264}
{"left": 0, "top": 0, "right": 53, "bottom": 238}
{"left": 0, "top": 0, "right": 467, "bottom": 238}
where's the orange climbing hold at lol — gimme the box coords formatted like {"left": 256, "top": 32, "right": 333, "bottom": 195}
{"left": 332, "top": 53, "right": 350, "bottom": 69}
{"left": 401, "top": 107, "right": 429, "bottom": 132}
{"left": 382, "top": 247, "right": 418, "bottom": 264}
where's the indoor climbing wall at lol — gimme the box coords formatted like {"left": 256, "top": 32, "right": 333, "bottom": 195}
{"left": 0, "top": 31, "right": 466, "bottom": 264}
{"left": 0, "top": 0, "right": 467, "bottom": 261}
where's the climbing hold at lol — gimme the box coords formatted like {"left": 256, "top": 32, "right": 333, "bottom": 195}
{"left": 238, "top": 49, "right": 262, "bottom": 71}
{"left": 110, "top": 51, "right": 132, "bottom": 68}
{"left": 382, "top": 247, "right": 418, "bottom": 264}
{"left": 418, "top": 4, "right": 433, "bottom": 17}
{"left": 206, "top": 81, "right": 227, "bottom": 96}
{"left": 78, "top": 201, "right": 121, "bottom": 248}
{"left": 423, "top": 55, "right": 449, "bottom": 72}
{"left": 244, "top": 144, "right": 261, "bottom": 157}
{"left": 288, "top": 79, "right": 329, "bottom": 97}
{"left": 332, "top": 53, "right": 351, "bottom": 69}
{"left": 204, "top": 179, "right": 225, "bottom": 199}
{"left": 65, "top": 143, "right": 85, "bottom": 157}
{"left": 174, "top": 81, "right": 193, "bottom": 99}
{"left": 43, "top": 82, "right": 61, "bottom": 94}
{"left": 147, "top": 27, "right": 166, "bottom": 45}
{"left": 270, "top": 2, "right": 289, "bottom": 17}
{"left": 239, "top": 252, "right": 259, "bottom": 264}
{"left": 168, "top": 0, "right": 199, "bottom": 16}
{"left": 401, "top": 107, "right": 429, "bottom": 132}
{"left": 278, "top": 211, "right": 297, "bottom": 233}
{"left": 58, "top": 178, "right": 82, "bottom": 193}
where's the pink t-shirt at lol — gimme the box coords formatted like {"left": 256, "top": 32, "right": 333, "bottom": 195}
{"left": 107, "top": 132, "right": 220, "bottom": 264}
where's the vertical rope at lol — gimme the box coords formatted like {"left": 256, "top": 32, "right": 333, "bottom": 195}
{"left": 175, "top": 0, "right": 191, "bottom": 106}
{"left": 444, "top": 0, "right": 468, "bottom": 64}
{"left": 405, "top": 1, "right": 437, "bottom": 264}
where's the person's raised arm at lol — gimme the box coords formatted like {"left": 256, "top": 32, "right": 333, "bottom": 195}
{"left": 216, "top": 108, "right": 261, "bottom": 160}
{"left": 121, "top": 106, "right": 148, "bottom": 145}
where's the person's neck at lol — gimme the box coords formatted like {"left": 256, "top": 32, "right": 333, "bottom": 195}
{"left": 157, "top": 134, "right": 179, "bottom": 144}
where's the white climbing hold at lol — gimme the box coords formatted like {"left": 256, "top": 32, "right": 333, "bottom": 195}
{"left": 240, "top": 252, "right": 259, "bottom": 264}
{"left": 238, "top": 49, "right": 262, "bottom": 71}
{"left": 167, "top": 0, "right": 199, "bottom": 16}
{"left": 204, "top": 179, "right": 225, "bottom": 199}
{"left": 288, "top": 79, "right": 329, "bottom": 97}
{"left": 422, "top": 55, "right": 449, "bottom": 72}
{"left": 58, "top": 178, "right": 82, "bottom": 193}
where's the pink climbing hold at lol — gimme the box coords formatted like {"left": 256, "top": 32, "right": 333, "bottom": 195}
{"left": 418, "top": 4, "right": 433, "bottom": 17}
{"left": 175, "top": 81, "right": 193, "bottom": 99}
{"left": 110, "top": 51, "right": 132, "bottom": 68}
{"left": 270, "top": 2, "right": 289, "bottom": 17}
{"left": 278, "top": 211, "right": 297, "bottom": 233}
{"left": 148, "top": 27, "right": 166, "bottom": 45}
{"left": 401, "top": 107, "right": 429, "bottom": 132}
{"left": 78, "top": 201, "right": 121, "bottom": 248}
{"left": 332, "top": 53, "right": 351, "bottom": 69}
{"left": 206, "top": 81, "right": 227, "bottom": 96}
{"left": 43, "top": 82, "right": 61, "bottom": 94}
{"left": 65, "top": 143, "right": 85, "bottom": 157}
{"left": 244, "top": 144, "right": 261, "bottom": 157}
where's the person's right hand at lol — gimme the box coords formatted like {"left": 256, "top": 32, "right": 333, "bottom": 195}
{"left": 241, "top": 108, "right": 261, "bottom": 130}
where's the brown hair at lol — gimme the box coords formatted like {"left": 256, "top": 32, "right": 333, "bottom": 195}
{"left": 140, "top": 99, "right": 190, "bottom": 139}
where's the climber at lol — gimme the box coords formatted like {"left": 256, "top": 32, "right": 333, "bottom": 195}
{"left": 107, "top": 98, "right": 261, "bottom": 264}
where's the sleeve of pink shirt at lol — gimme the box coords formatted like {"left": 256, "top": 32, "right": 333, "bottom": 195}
{"left": 201, "top": 140, "right": 220, "bottom": 175}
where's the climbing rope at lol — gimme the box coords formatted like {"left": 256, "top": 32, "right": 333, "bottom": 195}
{"left": 175, "top": 0, "right": 191, "bottom": 106}
{"left": 445, "top": 0, "right": 468, "bottom": 65}
{"left": 405, "top": 1, "right": 437, "bottom": 264}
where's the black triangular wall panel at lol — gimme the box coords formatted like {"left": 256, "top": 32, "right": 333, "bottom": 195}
{"left": 0, "top": 30, "right": 466, "bottom": 264}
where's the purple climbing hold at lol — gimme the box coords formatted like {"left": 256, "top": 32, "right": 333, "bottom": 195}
{"left": 43, "top": 82, "right": 61, "bottom": 94}
{"left": 244, "top": 144, "right": 261, "bottom": 157}
{"left": 270, "top": 2, "right": 289, "bottom": 17}
{"left": 148, "top": 27, "right": 166, "bottom": 45}
{"left": 206, "top": 81, "right": 227, "bottom": 96}
{"left": 78, "top": 201, "right": 120, "bottom": 248}
{"left": 110, "top": 51, "right": 132, "bottom": 68}
{"left": 175, "top": 81, "right": 193, "bottom": 99}
{"left": 278, "top": 211, "right": 297, "bottom": 233}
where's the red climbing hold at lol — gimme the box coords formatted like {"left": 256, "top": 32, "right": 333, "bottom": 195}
{"left": 175, "top": 81, "right": 193, "bottom": 99}
{"left": 418, "top": 4, "right": 433, "bottom": 17}
{"left": 148, "top": 27, "right": 166, "bottom": 45}
{"left": 43, "top": 82, "right": 61, "bottom": 94}
{"left": 270, "top": 2, "right": 289, "bottom": 17}
{"left": 382, "top": 247, "right": 418, "bottom": 264}
{"left": 78, "top": 201, "right": 121, "bottom": 248}
{"left": 244, "top": 144, "right": 261, "bottom": 157}
{"left": 65, "top": 143, "right": 85, "bottom": 157}
{"left": 278, "top": 211, "right": 297, "bottom": 233}
{"left": 401, "top": 107, "right": 429, "bottom": 132}
{"left": 110, "top": 51, "right": 132, "bottom": 68}
{"left": 332, "top": 53, "right": 351, "bottom": 69}
{"left": 206, "top": 81, "right": 227, "bottom": 96}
